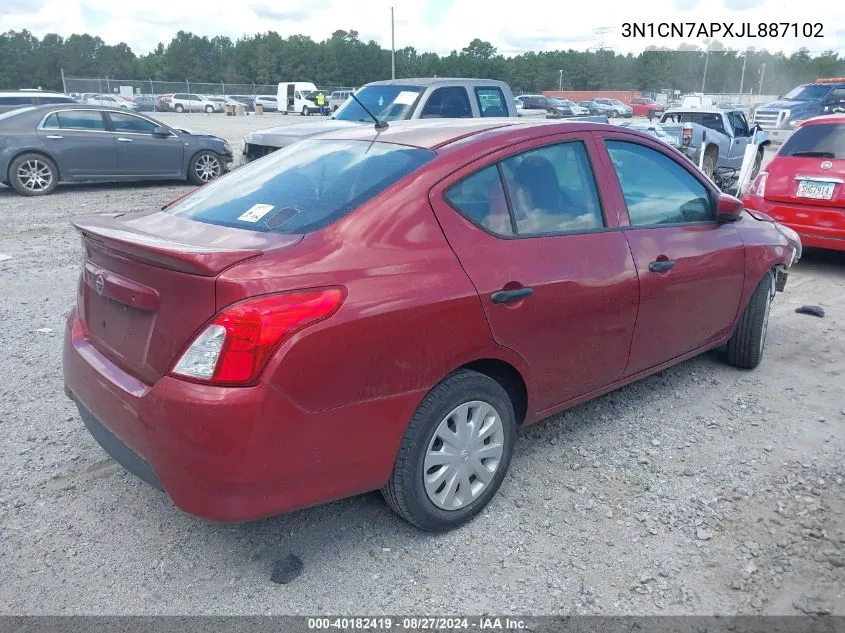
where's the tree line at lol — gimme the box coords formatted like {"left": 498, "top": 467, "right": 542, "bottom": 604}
{"left": 1, "top": 28, "right": 844, "bottom": 96}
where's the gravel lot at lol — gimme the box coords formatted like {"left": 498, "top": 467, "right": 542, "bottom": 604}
{"left": 0, "top": 114, "right": 843, "bottom": 616}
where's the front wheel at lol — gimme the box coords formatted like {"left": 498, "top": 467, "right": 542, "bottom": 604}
{"left": 301, "top": 106, "right": 310, "bottom": 116}
{"left": 702, "top": 153, "right": 716, "bottom": 180}
{"left": 188, "top": 151, "right": 223, "bottom": 185}
{"left": 382, "top": 370, "right": 516, "bottom": 532}
{"left": 726, "top": 271, "right": 776, "bottom": 369}
{"left": 205, "top": 105, "right": 214, "bottom": 113}
{"left": 174, "top": 104, "right": 184, "bottom": 113}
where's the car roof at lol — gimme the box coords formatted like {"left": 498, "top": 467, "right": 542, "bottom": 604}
{"left": 307, "top": 118, "right": 614, "bottom": 150}
{"left": 364, "top": 77, "right": 509, "bottom": 88}
{"left": 798, "top": 114, "right": 845, "bottom": 127}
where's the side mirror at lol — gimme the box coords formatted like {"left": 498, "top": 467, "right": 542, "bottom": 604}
{"left": 717, "top": 193, "right": 744, "bottom": 223}
{"left": 152, "top": 126, "right": 171, "bottom": 137}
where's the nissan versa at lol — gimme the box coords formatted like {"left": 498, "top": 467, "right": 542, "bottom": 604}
{"left": 63, "top": 118, "right": 801, "bottom": 532}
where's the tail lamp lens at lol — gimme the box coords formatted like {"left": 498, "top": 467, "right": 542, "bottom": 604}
{"left": 751, "top": 172, "right": 768, "bottom": 197}
{"left": 171, "top": 288, "right": 343, "bottom": 385}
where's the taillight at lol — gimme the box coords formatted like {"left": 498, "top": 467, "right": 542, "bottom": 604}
{"left": 170, "top": 288, "right": 344, "bottom": 385}
{"left": 682, "top": 124, "right": 693, "bottom": 145}
{"left": 750, "top": 172, "right": 768, "bottom": 197}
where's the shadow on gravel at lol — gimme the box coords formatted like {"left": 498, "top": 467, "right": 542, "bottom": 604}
{"left": 794, "top": 247, "right": 845, "bottom": 274}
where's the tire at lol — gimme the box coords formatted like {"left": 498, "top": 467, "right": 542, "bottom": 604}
{"left": 726, "top": 270, "right": 776, "bottom": 370}
{"left": 187, "top": 151, "right": 223, "bottom": 186}
{"left": 302, "top": 106, "right": 310, "bottom": 116}
{"left": 174, "top": 104, "right": 184, "bottom": 113}
{"left": 9, "top": 152, "right": 59, "bottom": 196}
{"left": 332, "top": 105, "right": 338, "bottom": 112}
{"left": 702, "top": 152, "right": 716, "bottom": 180}
{"left": 205, "top": 105, "right": 214, "bottom": 113}
{"left": 382, "top": 369, "right": 516, "bottom": 532}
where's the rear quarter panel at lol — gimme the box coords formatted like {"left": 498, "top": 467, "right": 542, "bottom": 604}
{"left": 215, "top": 169, "right": 534, "bottom": 415}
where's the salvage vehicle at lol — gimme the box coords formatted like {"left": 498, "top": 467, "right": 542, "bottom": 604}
{"left": 593, "top": 98, "right": 632, "bottom": 117}
{"left": 659, "top": 106, "right": 770, "bottom": 184}
{"left": 0, "top": 90, "right": 76, "bottom": 114}
{"left": 242, "top": 78, "right": 520, "bottom": 161}
{"left": 84, "top": 94, "right": 139, "bottom": 111}
{"left": 169, "top": 94, "right": 224, "bottom": 114}
{"left": 0, "top": 105, "right": 232, "bottom": 195}
{"left": 743, "top": 114, "right": 844, "bottom": 251}
{"left": 63, "top": 117, "right": 800, "bottom": 532}
{"left": 614, "top": 120, "right": 681, "bottom": 149}
{"left": 277, "top": 82, "right": 320, "bottom": 115}
{"left": 630, "top": 97, "right": 665, "bottom": 120}
{"left": 752, "top": 78, "right": 845, "bottom": 143}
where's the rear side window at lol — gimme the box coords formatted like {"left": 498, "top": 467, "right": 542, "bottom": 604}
{"left": 606, "top": 140, "right": 713, "bottom": 226}
{"left": 421, "top": 87, "right": 472, "bottom": 118}
{"left": 445, "top": 165, "right": 514, "bottom": 236}
{"left": 166, "top": 140, "right": 435, "bottom": 234}
{"left": 475, "top": 87, "right": 507, "bottom": 117}
{"left": 57, "top": 111, "right": 105, "bottom": 130}
{"left": 779, "top": 124, "right": 845, "bottom": 159}
{"left": 0, "top": 96, "right": 34, "bottom": 106}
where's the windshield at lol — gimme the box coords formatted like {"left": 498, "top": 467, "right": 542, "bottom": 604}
{"left": 333, "top": 85, "right": 423, "bottom": 122}
{"left": 779, "top": 123, "right": 845, "bottom": 159}
{"left": 166, "top": 140, "right": 435, "bottom": 234}
{"left": 782, "top": 84, "right": 833, "bottom": 101}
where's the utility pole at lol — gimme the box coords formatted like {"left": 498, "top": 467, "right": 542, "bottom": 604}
{"left": 759, "top": 62, "right": 766, "bottom": 94}
{"left": 559, "top": 70, "right": 563, "bottom": 91}
{"left": 391, "top": 6, "right": 395, "bottom": 80}
{"left": 738, "top": 49, "right": 748, "bottom": 99}
{"left": 701, "top": 43, "right": 710, "bottom": 94}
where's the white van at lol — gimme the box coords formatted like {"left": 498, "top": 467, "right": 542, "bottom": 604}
{"left": 277, "top": 82, "right": 319, "bottom": 115}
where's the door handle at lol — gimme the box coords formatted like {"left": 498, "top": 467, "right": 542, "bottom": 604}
{"left": 46, "top": 135, "right": 63, "bottom": 139}
{"left": 648, "top": 259, "right": 677, "bottom": 273}
{"left": 116, "top": 137, "right": 133, "bottom": 143}
{"left": 491, "top": 287, "right": 534, "bottom": 304}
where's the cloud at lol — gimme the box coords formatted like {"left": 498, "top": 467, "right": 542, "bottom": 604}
{"left": 249, "top": 2, "right": 331, "bottom": 22}
{"left": 5, "top": 0, "right": 45, "bottom": 13}
{"left": 723, "top": 0, "right": 764, "bottom": 8}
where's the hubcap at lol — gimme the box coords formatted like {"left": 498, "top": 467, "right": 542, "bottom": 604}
{"left": 17, "top": 159, "right": 52, "bottom": 192}
{"left": 424, "top": 400, "right": 504, "bottom": 511}
{"left": 195, "top": 154, "right": 220, "bottom": 182}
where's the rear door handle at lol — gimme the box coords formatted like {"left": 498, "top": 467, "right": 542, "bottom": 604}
{"left": 491, "top": 287, "right": 534, "bottom": 304}
{"left": 116, "top": 137, "right": 133, "bottom": 143}
{"left": 46, "top": 135, "right": 63, "bottom": 139}
{"left": 649, "top": 259, "right": 677, "bottom": 273}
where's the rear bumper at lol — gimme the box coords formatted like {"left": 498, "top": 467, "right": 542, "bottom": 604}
{"left": 742, "top": 196, "right": 845, "bottom": 252}
{"left": 63, "top": 311, "right": 420, "bottom": 522}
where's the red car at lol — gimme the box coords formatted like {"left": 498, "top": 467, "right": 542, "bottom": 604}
{"left": 743, "top": 114, "right": 845, "bottom": 251}
{"left": 63, "top": 118, "right": 800, "bottom": 532}
{"left": 630, "top": 97, "right": 665, "bottom": 120}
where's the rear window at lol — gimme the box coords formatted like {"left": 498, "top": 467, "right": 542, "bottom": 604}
{"left": 779, "top": 123, "right": 845, "bottom": 159}
{"left": 166, "top": 140, "right": 435, "bottom": 234}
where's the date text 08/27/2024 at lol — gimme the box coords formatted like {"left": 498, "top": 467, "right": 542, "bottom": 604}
{"left": 622, "top": 22, "right": 824, "bottom": 38}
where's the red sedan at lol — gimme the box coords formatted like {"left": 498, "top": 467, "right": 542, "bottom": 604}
{"left": 743, "top": 114, "right": 845, "bottom": 251}
{"left": 63, "top": 118, "right": 800, "bottom": 532}
{"left": 630, "top": 97, "right": 665, "bottom": 120}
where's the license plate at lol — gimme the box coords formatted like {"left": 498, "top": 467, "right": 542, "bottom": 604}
{"left": 796, "top": 181, "right": 835, "bottom": 200}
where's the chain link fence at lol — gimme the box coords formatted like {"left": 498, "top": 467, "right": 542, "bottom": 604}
{"left": 63, "top": 75, "right": 353, "bottom": 100}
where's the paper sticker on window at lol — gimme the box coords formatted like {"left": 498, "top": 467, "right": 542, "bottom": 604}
{"left": 238, "top": 204, "right": 275, "bottom": 223}
{"left": 393, "top": 91, "right": 418, "bottom": 106}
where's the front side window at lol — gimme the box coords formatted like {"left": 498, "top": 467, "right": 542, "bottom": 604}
{"left": 56, "top": 110, "right": 105, "bottom": 131}
{"left": 166, "top": 140, "right": 435, "bottom": 234}
{"left": 444, "top": 141, "right": 605, "bottom": 237}
{"left": 606, "top": 140, "right": 713, "bottom": 226}
{"left": 108, "top": 112, "right": 159, "bottom": 134}
{"left": 420, "top": 87, "right": 472, "bottom": 118}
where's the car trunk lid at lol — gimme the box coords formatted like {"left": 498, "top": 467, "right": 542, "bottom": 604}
{"left": 764, "top": 156, "right": 845, "bottom": 208}
{"left": 72, "top": 210, "right": 302, "bottom": 384}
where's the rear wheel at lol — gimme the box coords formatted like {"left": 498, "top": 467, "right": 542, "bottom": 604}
{"left": 9, "top": 153, "right": 58, "bottom": 196}
{"left": 702, "top": 152, "right": 716, "bottom": 180}
{"left": 205, "top": 105, "right": 214, "bottom": 113}
{"left": 174, "top": 103, "right": 184, "bottom": 113}
{"left": 726, "top": 270, "right": 776, "bottom": 370}
{"left": 188, "top": 151, "right": 223, "bottom": 185}
{"left": 382, "top": 370, "right": 516, "bottom": 532}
